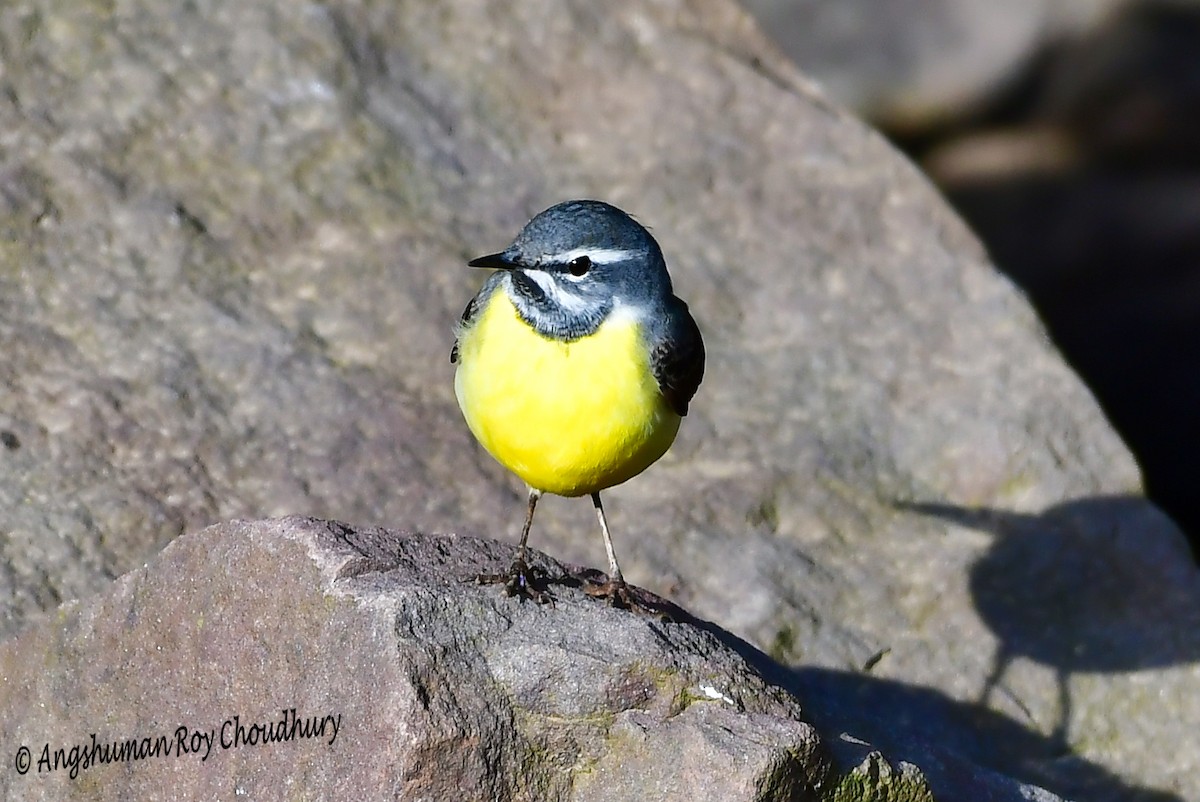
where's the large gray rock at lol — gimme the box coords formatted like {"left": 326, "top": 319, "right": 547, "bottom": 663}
{"left": 0, "top": 516, "right": 1049, "bottom": 800}
{"left": 0, "top": 0, "right": 1194, "bottom": 799}
{"left": 739, "top": 0, "right": 1133, "bottom": 126}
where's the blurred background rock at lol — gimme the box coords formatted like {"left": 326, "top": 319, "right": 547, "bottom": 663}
{"left": 743, "top": 0, "right": 1200, "bottom": 551}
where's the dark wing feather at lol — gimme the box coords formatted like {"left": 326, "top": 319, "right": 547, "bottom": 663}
{"left": 453, "top": 271, "right": 507, "bottom": 364}
{"left": 450, "top": 294, "right": 478, "bottom": 364}
{"left": 650, "top": 297, "right": 705, "bottom": 416}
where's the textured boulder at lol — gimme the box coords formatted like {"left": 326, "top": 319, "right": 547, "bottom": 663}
{"left": 739, "top": 0, "right": 1130, "bottom": 126}
{"left": 0, "top": 516, "right": 1052, "bottom": 801}
{"left": 0, "top": 0, "right": 1194, "bottom": 800}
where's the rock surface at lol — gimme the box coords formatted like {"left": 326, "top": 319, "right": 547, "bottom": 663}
{"left": 0, "top": 516, "right": 1049, "bottom": 801}
{"left": 0, "top": 0, "right": 1194, "bottom": 800}
{"left": 740, "top": 0, "right": 1132, "bottom": 126}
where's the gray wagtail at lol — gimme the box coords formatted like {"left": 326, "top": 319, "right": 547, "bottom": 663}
{"left": 453, "top": 200, "right": 704, "bottom": 607}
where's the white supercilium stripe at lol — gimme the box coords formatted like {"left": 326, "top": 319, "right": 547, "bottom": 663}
{"left": 550, "top": 247, "right": 634, "bottom": 265}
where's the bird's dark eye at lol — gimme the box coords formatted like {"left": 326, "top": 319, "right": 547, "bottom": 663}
{"left": 567, "top": 255, "right": 591, "bottom": 276}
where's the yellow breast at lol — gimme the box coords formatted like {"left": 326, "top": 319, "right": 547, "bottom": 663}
{"left": 454, "top": 291, "right": 681, "bottom": 497}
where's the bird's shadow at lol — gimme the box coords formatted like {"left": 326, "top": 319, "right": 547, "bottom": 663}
{"left": 900, "top": 496, "right": 1199, "bottom": 744}
{"left": 691, "top": 614, "right": 1184, "bottom": 802}
{"left": 674, "top": 494, "right": 1195, "bottom": 801}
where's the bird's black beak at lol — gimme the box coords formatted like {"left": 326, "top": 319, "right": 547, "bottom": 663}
{"left": 468, "top": 252, "right": 517, "bottom": 270}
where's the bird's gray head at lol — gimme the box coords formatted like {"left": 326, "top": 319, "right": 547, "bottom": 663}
{"left": 469, "top": 200, "right": 673, "bottom": 340}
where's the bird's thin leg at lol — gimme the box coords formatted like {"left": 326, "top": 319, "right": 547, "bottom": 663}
{"left": 581, "top": 493, "right": 673, "bottom": 619}
{"left": 584, "top": 492, "right": 645, "bottom": 610}
{"left": 515, "top": 487, "right": 541, "bottom": 565}
{"left": 474, "top": 487, "right": 551, "bottom": 603}
{"left": 592, "top": 492, "right": 625, "bottom": 586}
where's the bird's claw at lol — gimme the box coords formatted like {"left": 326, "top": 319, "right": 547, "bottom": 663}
{"left": 583, "top": 577, "right": 674, "bottom": 621}
{"left": 474, "top": 558, "right": 555, "bottom": 605}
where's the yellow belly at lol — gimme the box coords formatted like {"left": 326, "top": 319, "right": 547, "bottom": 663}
{"left": 455, "top": 292, "right": 681, "bottom": 497}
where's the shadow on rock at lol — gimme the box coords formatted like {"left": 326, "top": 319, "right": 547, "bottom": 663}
{"left": 902, "top": 496, "right": 1199, "bottom": 748}
{"left": 782, "top": 665, "right": 1182, "bottom": 802}
{"left": 682, "top": 610, "right": 1181, "bottom": 802}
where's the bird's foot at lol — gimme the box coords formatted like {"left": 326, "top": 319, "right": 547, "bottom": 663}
{"left": 474, "top": 558, "right": 555, "bottom": 604}
{"left": 583, "top": 576, "right": 674, "bottom": 621}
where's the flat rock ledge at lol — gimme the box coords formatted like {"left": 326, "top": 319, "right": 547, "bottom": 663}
{"left": 0, "top": 517, "right": 1055, "bottom": 801}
